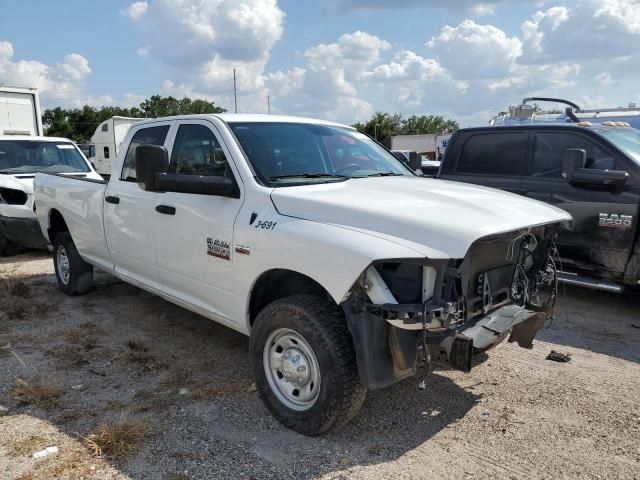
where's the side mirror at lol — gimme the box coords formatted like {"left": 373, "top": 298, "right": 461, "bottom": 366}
{"left": 562, "top": 148, "right": 586, "bottom": 180}
{"left": 136, "top": 145, "right": 168, "bottom": 191}
{"left": 154, "top": 174, "right": 238, "bottom": 197}
{"left": 392, "top": 151, "right": 408, "bottom": 162}
{"left": 408, "top": 151, "right": 421, "bottom": 171}
{"left": 570, "top": 168, "right": 628, "bottom": 187}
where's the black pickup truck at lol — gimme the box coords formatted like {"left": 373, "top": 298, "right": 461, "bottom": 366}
{"left": 438, "top": 123, "right": 640, "bottom": 292}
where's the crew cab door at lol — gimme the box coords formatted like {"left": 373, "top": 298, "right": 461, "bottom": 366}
{"left": 103, "top": 122, "right": 172, "bottom": 290}
{"left": 153, "top": 120, "right": 243, "bottom": 323}
{"left": 521, "top": 129, "right": 640, "bottom": 277}
{"left": 439, "top": 130, "right": 527, "bottom": 194}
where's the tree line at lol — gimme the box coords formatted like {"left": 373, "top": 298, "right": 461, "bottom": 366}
{"left": 43, "top": 96, "right": 459, "bottom": 148}
{"left": 43, "top": 95, "right": 226, "bottom": 143}
{"left": 353, "top": 112, "right": 459, "bottom": 148}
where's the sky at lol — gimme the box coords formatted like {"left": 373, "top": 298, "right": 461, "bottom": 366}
{"left": 1, "top": 0, "right": 639, "bottom": 126}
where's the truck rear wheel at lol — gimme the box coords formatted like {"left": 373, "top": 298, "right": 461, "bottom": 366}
{"left": 53, "top": 232, "right": 94, "bottom": 295}
{"left": 250, "top": 294, "right": 366, "bottom": 436}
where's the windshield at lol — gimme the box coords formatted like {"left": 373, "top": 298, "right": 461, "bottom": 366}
{"left": 228, "top": 122, "right": 411, "bottom": 186}
{"left": 597, "top": 128, "right": 640, "bottom": 163}
{"left": 0, "top": 140, "right": 90, "bottom": 174}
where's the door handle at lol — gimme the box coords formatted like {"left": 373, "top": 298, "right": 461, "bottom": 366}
{"left": 155, "top": 205, "right": 176, "bottom": 215}
{"left": 105, "top": 195, "right": 120, "bottom": 204}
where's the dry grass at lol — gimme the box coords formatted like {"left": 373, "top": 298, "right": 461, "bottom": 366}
{"left": 64, "top": 329, "right": 98, "bottom": 351}
{"left": 165, "top": 473, "right": 191, "bottom": 480}
{"left": 46, "top": 451, "right": 103, "bottom": 480}
{"left": 120, "top": 339, "right": 164, "bottom": 371}
{"left": 6, "top": 435, "right": 46, "bottom": 457}
{"left": 52, "top": 344, "right": 91, "bottom": 368}
{"left": 84, "top": 419, "right": 151, "bottom": 458}
{"left": 15, "top": 473, "right": 36, "bottom": 480}
{"left": 187, "top": 379, "right": 256, "bottom": 401}
{"left": 0, "top": 276, "right": 32, "bottom": 321}
{"left": 12, "top": 378, "right": 62, "bottom": 409}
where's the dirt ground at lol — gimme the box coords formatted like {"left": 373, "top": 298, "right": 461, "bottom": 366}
{"left": 0, "top": 252, "right": 639, "bottom": 480}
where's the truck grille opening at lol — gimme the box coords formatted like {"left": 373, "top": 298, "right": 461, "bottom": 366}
{"left": 465, "top": 233, "right": 521, "bottom": 320}
{"left": 0, "top": 187, "right": 28, "bottom": 205}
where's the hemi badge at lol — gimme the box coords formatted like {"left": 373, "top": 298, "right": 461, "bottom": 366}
{"left": 235, "top": 245, "right": 251, "bottom": 256}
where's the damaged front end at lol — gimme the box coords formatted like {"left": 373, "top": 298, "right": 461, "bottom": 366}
{"left": 342, "top": 226, "right": 560, "bottom": 390}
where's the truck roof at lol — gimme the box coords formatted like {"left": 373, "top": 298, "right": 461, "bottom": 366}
{"left": 130, "top": 113, "right": 354, "bottom": 129}
{"left": 459, "top": 123, "right": 635, "bottom": 134}
{"left": 0, "top": 135, "right": 75, "bottom": 142}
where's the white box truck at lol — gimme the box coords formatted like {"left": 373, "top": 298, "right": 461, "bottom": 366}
{"left": 0, "top": 85, "right": 43, "bottom": 136}
{"left": 88, "top": 116, "right": 142, "bottom": 175}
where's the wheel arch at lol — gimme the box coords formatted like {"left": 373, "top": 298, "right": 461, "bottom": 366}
{"left": 247, "top": 268, "right": 334, "bottom": 329}
{"left": 47, "top": 209, "right": 70, "bottom": 244}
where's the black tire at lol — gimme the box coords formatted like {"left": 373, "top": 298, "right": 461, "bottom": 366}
{"left": 250, "top": 294, "right": 366, "bottom": 436}
{"left": 0, "top": 233, "right": 11, "bottom": 257}
{"left": 53, "top": 232, "right": 94, "bottom": 295}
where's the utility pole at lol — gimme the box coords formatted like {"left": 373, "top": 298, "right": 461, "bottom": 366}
{"left": 267, "top": 95, "right": 270, "bottom": 114}
{"left": 233, "top": 68, "right": 238, "bottom": 114}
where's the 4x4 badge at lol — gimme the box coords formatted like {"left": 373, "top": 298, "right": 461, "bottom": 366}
{"left": 599, "top": 213, "right": 632, "bottom": 228}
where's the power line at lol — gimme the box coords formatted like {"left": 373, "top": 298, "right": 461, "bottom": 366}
{"left": 233, "top": 68, "right": 238, "bottom": 114}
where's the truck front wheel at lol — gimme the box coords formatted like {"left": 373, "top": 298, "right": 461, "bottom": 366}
{"left": 250, "top": 294, "right": 366, "bottom": 436}
{"left": 53, "top": 232, "right": 94, "bottom": 295}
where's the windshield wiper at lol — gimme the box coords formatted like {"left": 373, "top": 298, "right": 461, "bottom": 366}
{"left": 361, "top": 172, "right": 403, "bottom": 177}
{"left": 269, "top": 173, "right": 348, "bottom": 180}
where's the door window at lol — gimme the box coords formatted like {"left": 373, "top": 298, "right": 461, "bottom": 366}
{"left": 169, "top": 124, "right": 229, "bottom": 176}
{"left": 120, "top": 125, "right": 170, "bottom": 181}
{"left": 456, "top": 132, "right": 526, "bottom": 176}
{"left": 532, "top": 132, "right": 616, "bottom": 178}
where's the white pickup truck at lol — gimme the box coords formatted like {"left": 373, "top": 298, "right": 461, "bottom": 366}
{"left": 0, "top": 136, "right": 101, "bottom": 254}
{"left": 34, "top": 114, "right": 571, "bottom": 435}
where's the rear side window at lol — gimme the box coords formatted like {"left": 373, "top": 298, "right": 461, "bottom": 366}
{"left": 120, "top": 125, "right": 170, "bottom": 181}
{"left": 532, "top": 132, "right": 616, "bottom": 178}
{"left": 456, "top": 132, "right": 527, "bottom": 176}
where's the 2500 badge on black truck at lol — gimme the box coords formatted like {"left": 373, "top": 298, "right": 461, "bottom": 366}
{"left": 439, "top": 123, "right": 640, "bottom": 292}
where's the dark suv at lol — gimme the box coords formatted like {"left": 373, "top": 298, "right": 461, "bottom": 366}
{"left": 439, "top": 123, "right": 640, "bottom": 292}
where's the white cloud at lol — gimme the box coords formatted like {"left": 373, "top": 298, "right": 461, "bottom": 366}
{"left": 593, "top": 0, "right": 640, "bottom": 33}
{"left": 594, "top": 71, "right": 618, "bottom": 86}
{"left": 58, "top": 53, "right": 91, "bottom": 81}
{"left": 427, "top": 20, "right": 522, "bottom": 79}
{"left": 121, "top": 1, "right": 148, "bottom": 21}
{"left": 471, "top": 3, "right": 497, "bottom": 16}
{"left": 323, "top": 0, "right": 534, "bottom": 15}
{"left": 123, "top": 0, "right": 285, "bottom": 113}
{"left": 0, "top": 40, "right": 92, "bottom": 106}
{"left": 127, "top": 0, "right": 284, "bottom": 66}
{"left": 136, "top": 46, "right": 151, "bottom": 58}
{"left": 521, "top": 0, "right": 640, "bottom": 63}
{"left": 25, "top": 0, "right": 631, "bottom": 126}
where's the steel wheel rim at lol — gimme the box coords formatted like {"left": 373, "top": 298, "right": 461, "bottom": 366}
{"left": 263, "top": 328, "right": 321, "bottom": 411}
{"left": 56, "top": 245, "right": 70, "bottom": 285}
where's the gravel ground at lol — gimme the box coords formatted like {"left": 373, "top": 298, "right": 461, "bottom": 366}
{"left": 1, "top": 252, "right": 639, "bottom": 480}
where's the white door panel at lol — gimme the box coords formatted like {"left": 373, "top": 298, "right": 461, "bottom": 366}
{"left": 103, "top": 122, "right": 172, "bottom": 289}
{"left": 154, "top": 120, "right": 244, "bottom": 323}
{"left": 104, "top": 181, "right": 159, "bottom": 288}
{"left": 154, "top": 193, "right": 241, "bottom": 320}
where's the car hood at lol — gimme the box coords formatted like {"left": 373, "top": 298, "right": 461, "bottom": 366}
{"left": 270, "top": 176, "right": 572, "bottom": 258}
{"left": 0, "top": 174, "right": 34, "bottom": 194}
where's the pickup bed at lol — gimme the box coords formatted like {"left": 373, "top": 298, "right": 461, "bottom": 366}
{"left": 35, "top": 114, "right": 570, "bottom": 435}
{"left": 439, "top": 123, "right": 640, "bottom": 292}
